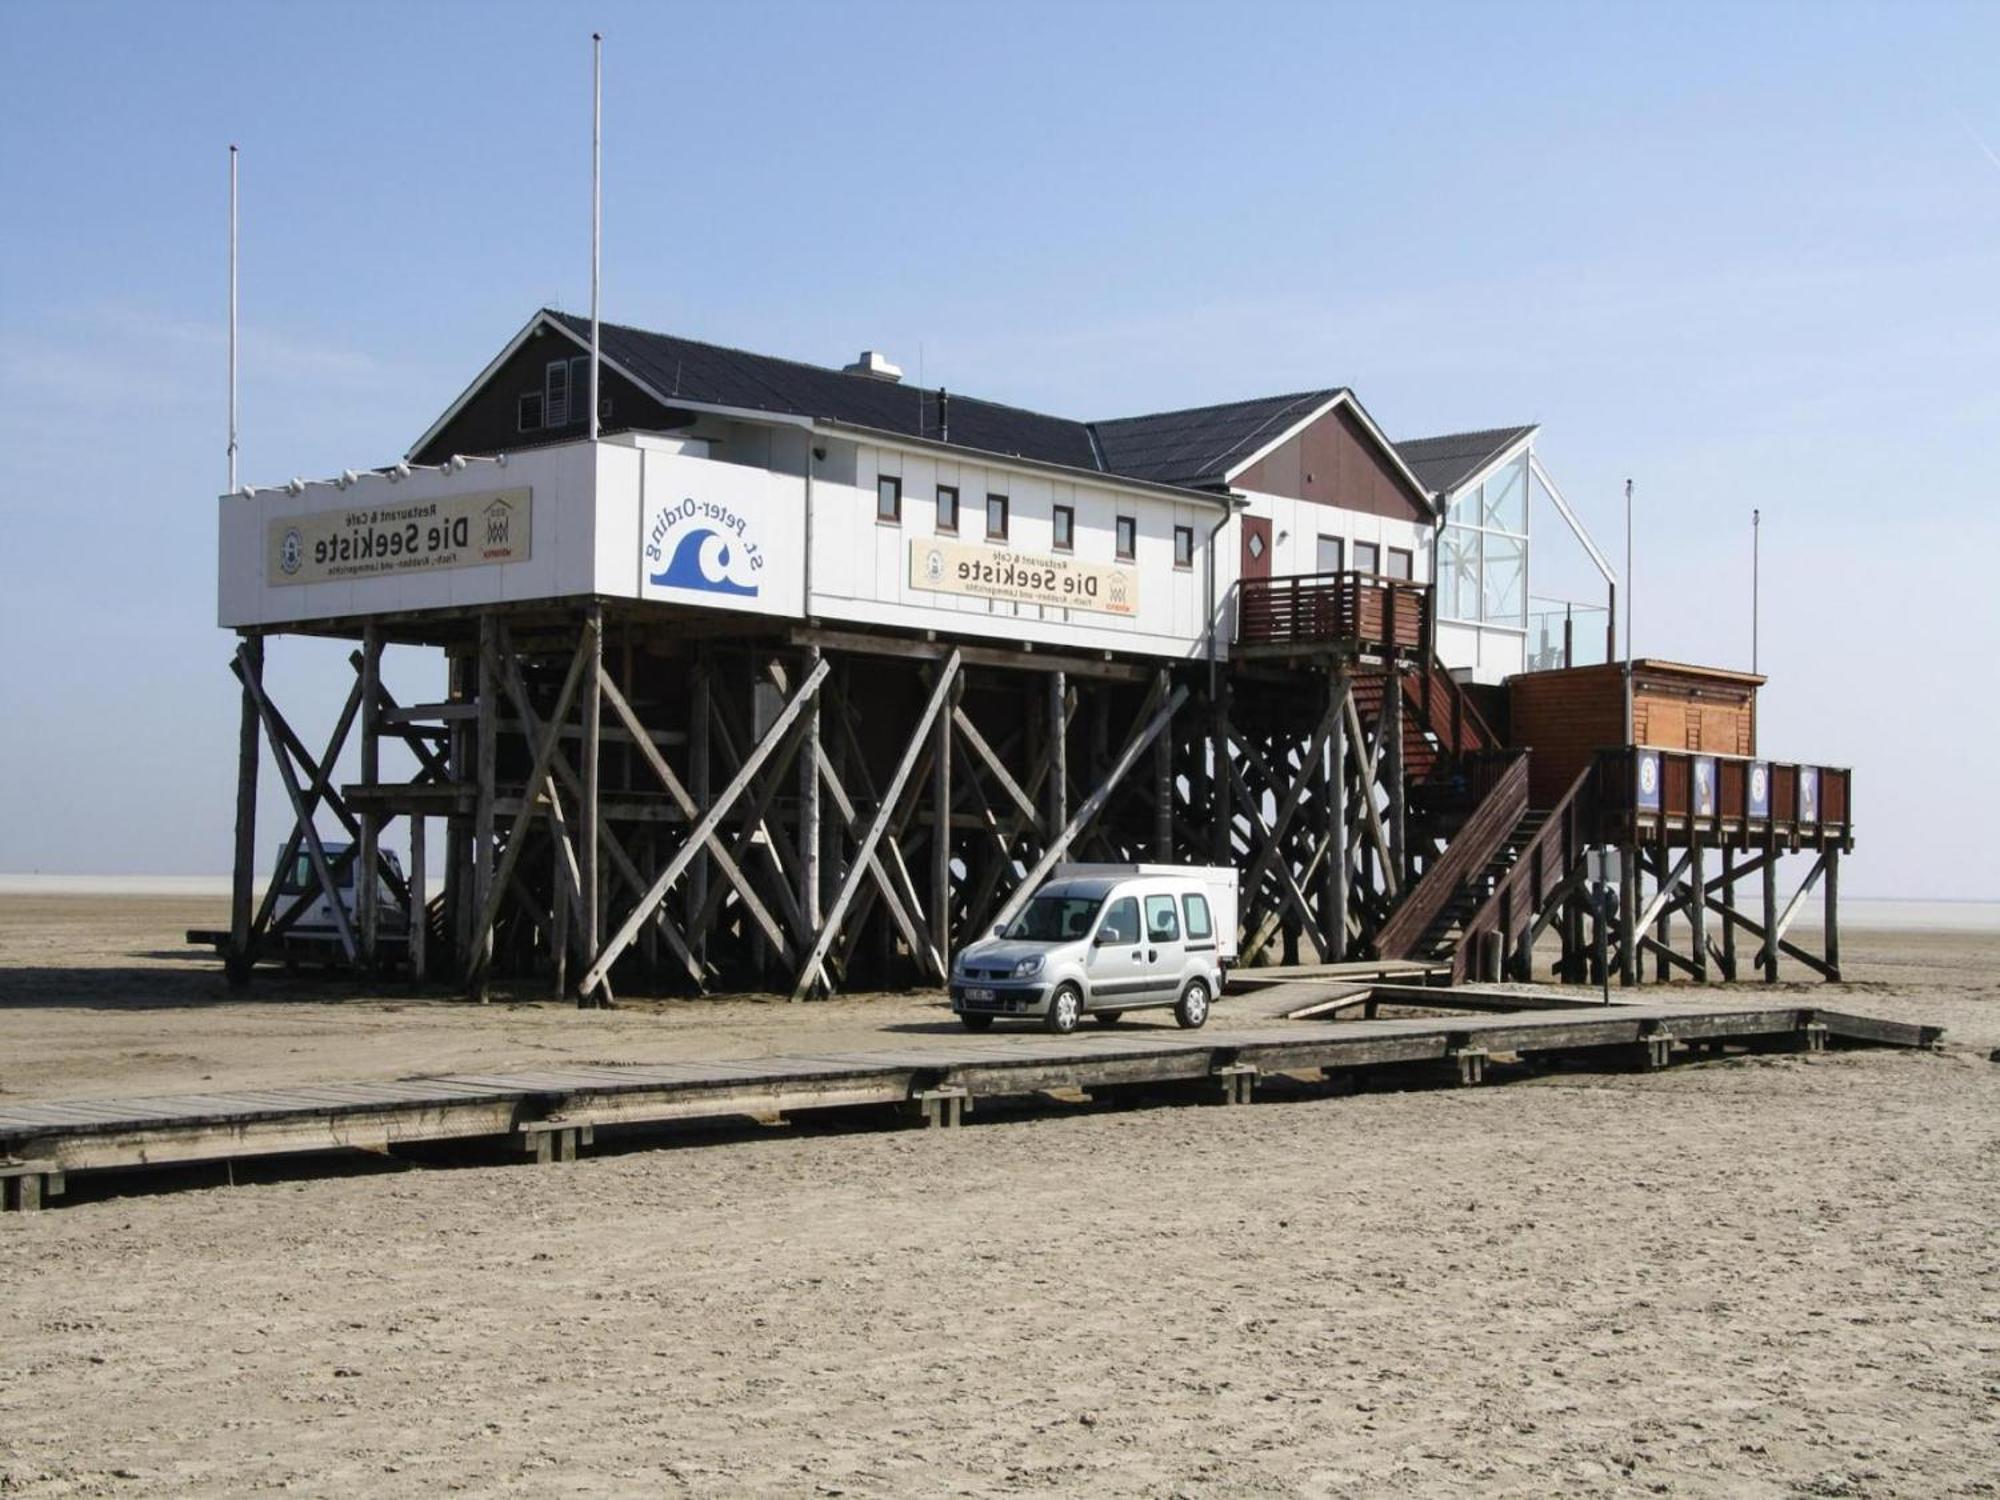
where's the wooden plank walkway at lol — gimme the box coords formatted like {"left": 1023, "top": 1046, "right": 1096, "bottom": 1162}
{"left": 0, "top": 1000, "right": 1944, "bottom": 1211}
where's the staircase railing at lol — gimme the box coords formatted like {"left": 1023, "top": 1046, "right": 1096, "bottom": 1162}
{"left": 1452, "top": 759, "right": 1600, "bottom": 983}
{"left": 1372, "top": 751, "right": 1530, "bottom": 960}
{"left": 1406, "top": 659, "right": 1500, "bottom": 756}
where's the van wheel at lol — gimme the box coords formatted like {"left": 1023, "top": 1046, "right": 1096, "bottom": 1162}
{"left": 1092, "top": 1010, "right": 1123, "bottom": 1027}
{"left": 1175, "top": 978, "right": 1211, "bottom": 1030}
{"left": 959, "top": 1013, "right": 994, "bottom": 1032}
{"left": 1044, "top": 984, "right": 1083, "bottom": 1035}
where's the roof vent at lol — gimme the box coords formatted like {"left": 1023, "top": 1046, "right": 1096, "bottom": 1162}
{"left": 842, "top": 350, "right": 903, "bottom": 383}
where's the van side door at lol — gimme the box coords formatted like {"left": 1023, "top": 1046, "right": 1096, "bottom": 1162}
{"left": 1086, "top": 895, "right": 1149, "bottom": 1007}
{"left": 1141, "top": 891, "right": 1184, "bottom": 999}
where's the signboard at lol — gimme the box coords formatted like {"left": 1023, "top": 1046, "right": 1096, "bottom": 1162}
{"left": 907, "top": 537, "right": 1138, "bottom": 617}
{"left": 1798, "top": 767, "right": 1820, "bottom": 824}
{"left": 268, "top": 488, "right": 530, "bottom": 585}
{"left": 639, "top": 451, "right": 802, "bottom": 618}
{"left": 1747, "top": 761, "right": 1770, "bottom": 819}
{"left": 1692, "top": 755, "right": 1717, "bottom": 818}
{"left": 1634, "top": 748, "right": 1662, "bottom": 811}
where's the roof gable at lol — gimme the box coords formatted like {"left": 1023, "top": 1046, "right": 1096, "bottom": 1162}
{"left": 1394, "top": 425, "right": 1537, "bottom": 496}
{"left": 1086, "top": 391, "right": 1340, "bottom": 489}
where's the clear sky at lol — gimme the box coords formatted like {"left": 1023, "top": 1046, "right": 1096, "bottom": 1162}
{"left": 1, "top": 0, "right": 1995, "bottom": 897}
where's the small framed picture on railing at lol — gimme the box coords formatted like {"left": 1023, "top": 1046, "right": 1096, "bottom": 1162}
{"left": 1748, "top": 761, "right": 1771, "bottom": 819}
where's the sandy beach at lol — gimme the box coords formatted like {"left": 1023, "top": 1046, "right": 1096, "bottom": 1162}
{"left": 1, "top": 892, "right": 1995, "bottom": 1497}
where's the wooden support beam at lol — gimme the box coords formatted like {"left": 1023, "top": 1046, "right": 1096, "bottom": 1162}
{"left": 790, "top": 653, "right": 961, "bottom": 1001}
{"left": 408, "top": 808, "right": 427, "bottom": 982}
{"left": 787, "top": 624, "right": 1145, "bottom": 681}
{"left": 992, "top": 683, "right": 1190, "bottom": 931}
{"left": 1718, "top": 845, "right": 1738, "bottom": 981}
{"left": 1047, "top": 671, "right": 1068, "bottom": 835}
{"left": 1753, "top": 851, "right": 1828, "bottom": 973}
{"left": 1385, "top": 668, "right": 1406, "bottom": 887}
{"left": 584, "top": 656, "right": 831, "bottom": 997}
{"left": 800, "top": 645, "right": 823, "bottom": 932}
{"left": 1154, "top": 668, "right": 1174, "bottom": 860}
{"left": 1761, "top": 837, "right": 1779, "bottom": 983}
{"left": 580, "top": 605, "right": 603, "bottom": 1005}
{"left": 466, "top": 630, "right": 592, "bottom": 994}
{"left": 1824, "top": 846, "right": 1841, "bottom": 980}
{"left": 687, "top": 651, "right": 711, "bottom": 966}
{"left": 1688, "top": 839, "right": 1709, "bottom": 982}
{"left": 932, "top": 673, "right": 955, "bottom": 965}
{"left": 227, "top": 633, "right": 263, "bottom": 985}
{"left": 953, "top": 705, "right": 1041, "bottom": 830}
{"left": 233, "top": 645, "right": 358, "bottom": 963}
{"left": 254, "top": 674, "right": 366, "bottom": 940}
{"left": 473, "top": 614, "right": 498, "bottom": 985}
{"left": 1340, "top": 691, "right": 1399, "bottom": 898}
{"left": 358, "top": 623, "right": 383, "bottom": 966}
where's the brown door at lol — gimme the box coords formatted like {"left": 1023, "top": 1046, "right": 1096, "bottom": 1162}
{"left": 1241, "top": 515, "right": 1272, "bottom": 580}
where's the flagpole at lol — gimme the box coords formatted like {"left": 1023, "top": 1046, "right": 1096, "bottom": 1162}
{"left": 228, "top": 143, "right": 239, "bottom": 492}
{"left": 589, "top": 32, "right": 602, "bottom": 444}
{"left": 1752, "top": 508, "right": 1761, "bottom": 674}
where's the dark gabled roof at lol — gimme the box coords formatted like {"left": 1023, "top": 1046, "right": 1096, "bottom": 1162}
{"left": 1087, "top": 391, "right": 1341, "bottom": 488}
{"left": 548, "top": 311, "right": 1101, "bottom": 472}
{"left": 1394, "top": 425, "right": 1537, "bottom": 496}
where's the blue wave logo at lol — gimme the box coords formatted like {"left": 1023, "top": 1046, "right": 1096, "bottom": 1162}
{"left": 650, "top": 527, "right": 758, "bottom": 597}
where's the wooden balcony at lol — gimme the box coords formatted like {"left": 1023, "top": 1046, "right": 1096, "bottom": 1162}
{"left": 1235, "top": 572, "right": 1429, "bottom": 658}
{"left": 1594, "top": 746, "right": 1852, "bottom": 850}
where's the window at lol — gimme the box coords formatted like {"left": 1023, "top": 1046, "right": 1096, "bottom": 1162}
{"left": 568, "top": 356, "right": 590, "bottom": 423}
{"left": 936, "top": 485, "right": 959, "bottom": 534}
{"left": 1438, "top": 453, "right": 1530, "bottom": 627}
{"left": 1003, "top": 893, "right": 1103, "bottom": 941}
{"left": 1115, "top": 515, "right": 1137, "bottom": 560}
{"left": 518, "top": 391, "right": 544, "bottom": 432}
{"left": 1182, "top": 892, "right": 1214, "bottom": 943}
{"left": 1354, "top": 540, "right": 1381, "bottom": 575}
{"left": 1173, "top": 525, "right": 1194, "bottom": 569}
{"left": 1316, "top": 534, "right": 1344, "bottom": 574}
{"left": 876, "top": 475, "right": 902, "bottom": 523}
{"left": 1096, "top": 896, "right": 1139, "bottom": 946}
{"left": 1144, "top": 893, "right": 1181, "bottom": 942}
{"left": 1386, "top": 546, "right": 1414, "bottom": 581}
{"left": 545, "top": 360, "right": 571, "bottom": 426}
{"left": 986, "top": 493, "right": 1009, "bottom": 541}
{"left": 1052, "top": 504, "right": 1074, "bottom": 551}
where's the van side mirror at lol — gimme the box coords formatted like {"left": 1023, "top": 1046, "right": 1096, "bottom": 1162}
{"left": 1094, "top": 929, "right": 1118, "bottom": 947}
{"left": 993, "top": 924, "right": 1006, "bottom": 937}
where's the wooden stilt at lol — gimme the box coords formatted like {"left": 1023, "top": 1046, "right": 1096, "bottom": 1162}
{"left": 1153, "top": 668, "right": 1174, "bottom": 860}
{"left": 1824, "top": 846, "right": 1841, "bottom": 980}
{"left": 579, "top": 605, "right": 603, "bottom": 1005}
{"left": 1385, "top": 667, "right": 1406, "bottom": 888}
{"left": 932, "top": 672, "right": 954, "bottom": 965}
{"left": 1047, "top": 670, "right": 1068, "bottom": 835}
{"left": 472, "top": 613, "right": 498, "bottom": 993}
{"left": 227, "top": 633, "right": 263, "bottom": 987}
{"left": 357, "top": 623, "right": 382, "bottom": 968}
{"left": 1327, "top": 671, "right": 1348, "bottom": 961}
{"left": 688, "top": 651, "right": 711, "bottom": 969}
{"left": 1618, "top": 839, "right": 1638, "bottom": 986}
{"left": 800, "top": 644, "right": 823, "bottom": 933}
{"left": 408, "top": 811, "right": 427, "bottom": 982}
{"left": 1688, "top": 836, "right": 1708, "bottom": 982}
{"left": 1719, "top": 844, "right": 1737, "bottom": 981}
{"left": 1761, "top": 839, "right": 1780, "bottom": 983}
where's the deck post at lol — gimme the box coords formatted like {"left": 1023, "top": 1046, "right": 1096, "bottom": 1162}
{"left": 358, "top": 622, "right": 382, "bottom": 968}
{"left": 1385, "top": 666, "right": 1406, "bottom": 887}
{"left": 408, "top": 809, "right": 427, "bottom": 981}
{"left": 688, "top": 649, "right": 711, "bottom": 968}
{"left": 932, "top": 670, "right": 954, "bottom": 965}
{"left": 1210, "top": 686, "right": 1234, "bottom": 867}
{"left": 1325, "top": 667, "right": 1349, "bottom": 961}
{"left": 446, "top": 648, "right": 473, "bottom": 970}
{"left": 1618, "top": 839, "right": 1638, "bottom": 986}
{"left": 1761, "top": 838, "right": 1780, "bottom": 983}
{"left": 1047, "top": 670, "right": 1068, "bottom": 835}
{"left": 471, "top": 612, "right": 498, "bottom": 994}
{"left": 1719, "top": 844, "right": 1738, "bottom": 980}
{"left": 1688, "top": 836, "right": 1708, "bottom": 982}
{"left": 227, "top": 632, "right": 263, "bottom": 987}
{"left": 1823, "top": 845, "right": 1841, "bottom": 980}
{"left": 800, "top": 643, "right": 824, "bottom": 934}
{"left": 1653, "top": 846, "right": 1672, "bottom": 983}
{"left": 580, "top": 605, "right": 603, "bottom": 1004}
{"left": 1153, "top": 668, "right": 1174, "bottom": 860}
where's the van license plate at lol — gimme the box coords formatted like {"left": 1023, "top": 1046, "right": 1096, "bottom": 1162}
{"left": 965, "top": 987, "right": 995, "bottom": 1002}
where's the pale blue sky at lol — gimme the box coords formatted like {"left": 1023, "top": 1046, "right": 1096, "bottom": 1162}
{"left": 1, "top": 0, "right": 1995, "bottom": 895}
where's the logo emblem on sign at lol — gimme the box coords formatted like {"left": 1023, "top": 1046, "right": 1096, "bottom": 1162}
{"left": 651, "top": 527, "right": 759, "bottom": 597}
{"left": 279, "top": 528, "right": 303, "bottom": 576}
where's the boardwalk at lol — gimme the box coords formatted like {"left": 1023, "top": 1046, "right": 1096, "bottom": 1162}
{"left": 0, "top": 996, "right": 1943, "bottom": 1210}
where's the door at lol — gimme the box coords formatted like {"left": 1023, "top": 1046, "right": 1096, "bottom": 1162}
{"left": 1085, "top": 895, "right": 1150, "bottom": 1007}
{"left": 1241, "top": 515, "right": 1272, "bottom": 580}
{"left": 1141, "top": 892, "right": 1185, "bottom": 1000}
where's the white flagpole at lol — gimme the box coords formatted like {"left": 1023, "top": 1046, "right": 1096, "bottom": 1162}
{"left": 589, "top": 32, "right": 602, "bottom": 444}
{"left": 228, "top": 143, "right": 239, "bottom": 492}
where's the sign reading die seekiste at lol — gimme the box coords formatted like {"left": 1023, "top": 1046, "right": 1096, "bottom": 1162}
{"left": 908, "top": 538, "right": 1138, "bottom": 617}
{"left": 268, "top": 488, "right": 532, "bottom": 585}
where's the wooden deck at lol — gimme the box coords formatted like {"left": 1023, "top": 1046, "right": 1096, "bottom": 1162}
{"left": 0, "top": 998, "right": 1943, "bottom": 1211}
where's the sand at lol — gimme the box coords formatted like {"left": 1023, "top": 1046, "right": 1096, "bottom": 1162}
{"left": 1, "top": 893, "right": 1996, "bottom": 1497}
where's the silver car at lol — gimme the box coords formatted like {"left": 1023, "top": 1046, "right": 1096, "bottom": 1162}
{"left": 949, "top": 872, "right": 1226, "bottom": 1034}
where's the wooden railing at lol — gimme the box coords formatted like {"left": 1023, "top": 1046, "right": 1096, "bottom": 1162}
{"left": 1405, "top": 659, "right": 1500, "bottom": 756}
{"left": 1372, "top": 751, "right": 1530, "bottom": 961}
{"left": 1454, "top": 760, "right": 1600, "bottom": 984}
{"left": 1237, "top": 572, "right": 1428, "bottom": 654}
{"left": 1595, "top": 747, "right": 1852, "bottom": 844}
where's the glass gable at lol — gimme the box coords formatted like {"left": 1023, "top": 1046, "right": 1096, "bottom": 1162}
{"left": 1437, "top": 447, "right": 1529, "bottom": 628}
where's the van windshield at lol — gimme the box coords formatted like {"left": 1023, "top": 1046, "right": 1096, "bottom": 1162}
{"left": 1003, "top": 894, "right": 1104, "bottom": 943}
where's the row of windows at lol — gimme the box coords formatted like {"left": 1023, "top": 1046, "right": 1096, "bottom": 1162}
{"left": 519, "top": 357, "right": 610, "bottom": 433}
{"left": 1313, "top": 534, "right": 1413, "bottom": 580}
{"left": 877, "top": 477, "right": 1195, "bottom": 569}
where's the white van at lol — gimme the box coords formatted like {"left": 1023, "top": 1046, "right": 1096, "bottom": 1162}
{"left": 949, "top": 865, "right": 1238, "bottom": 1034}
